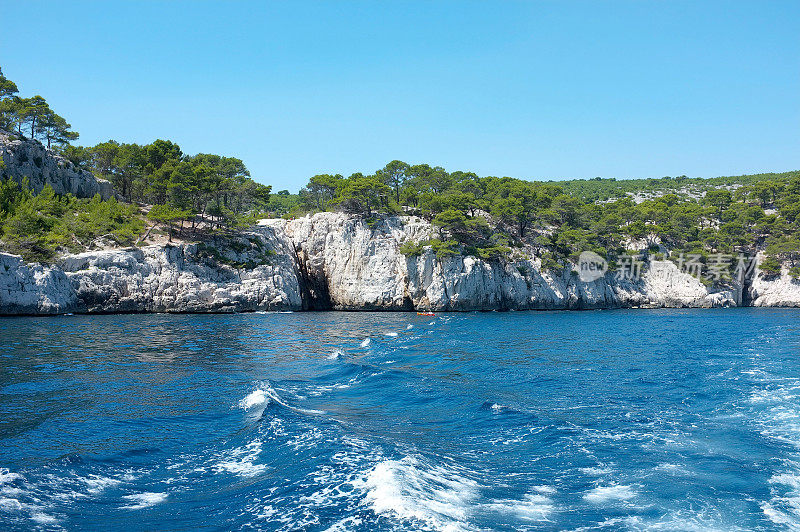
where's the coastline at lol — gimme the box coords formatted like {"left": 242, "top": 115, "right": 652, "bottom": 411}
{"left": 3, "top": 212, "right": 798, "bottom": 316}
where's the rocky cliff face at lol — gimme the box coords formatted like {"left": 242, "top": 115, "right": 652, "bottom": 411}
{"left": 749, "top": 261, "right": 800, "bottom": 307}
{"left": 1, "top": 212, "right": 798, "bottom": 315}
{"left": 264, "top": 213, "right": 737, "bottom": 311}
{"left": 0, "top": 130, "right": 113, "bottom": 199}
{"left": 0, "top": 227, "right": 302, "bottom": 314}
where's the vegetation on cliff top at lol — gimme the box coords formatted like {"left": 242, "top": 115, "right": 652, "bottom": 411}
{"left": 61, "top": 140, "right": 272, "bottom": 230}
{"left": 0, "top": 176, "right": 144, "bottom": 263}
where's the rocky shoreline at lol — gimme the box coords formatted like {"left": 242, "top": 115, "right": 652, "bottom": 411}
{"left": 2, "top": 212, "right": 799, "bottom": 315}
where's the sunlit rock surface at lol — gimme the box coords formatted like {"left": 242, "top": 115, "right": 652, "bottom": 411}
{"left": 0, "top": 129, "right": 113, "bottom": 199}
{"left": 2, "top": 212, "right": 798, "bottom": 315}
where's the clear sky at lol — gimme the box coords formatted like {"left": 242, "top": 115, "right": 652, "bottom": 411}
{"left": 1, "top": 1, "right": 798, "bottom": 191}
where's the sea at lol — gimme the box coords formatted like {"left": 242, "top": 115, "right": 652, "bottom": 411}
{"left": 1, "top": 308, "right": 800, "bottom": 531}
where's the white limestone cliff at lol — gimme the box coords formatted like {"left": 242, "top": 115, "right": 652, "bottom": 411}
{"left": 749, "top": 264, "right": 800, "bottom": 307}
{"left": 2, "top": 212, "right": 798, "bottom": 315}
{"left": 0, "top": 227, "right": 302, "bottom": 314}
{"left": 264, "top": 213, "right": 736, "bottom": 311}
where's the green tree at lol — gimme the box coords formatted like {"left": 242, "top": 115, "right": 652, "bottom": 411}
{"left": 749, "top": 181, "right": 780, "bottom": 207}
{"left": 148, "top": 160, "right": 178, "bottom": 205}
{"left": 237, "top": 180, "right": 272, "bottom": 214}
{"left": 20, "top": 95, "right": 50, "bottom": 139}
{"left": 759, "top": 256, "right": 782, "bottom": 277}
{"left": 88, "top": 140, "right": 121, "bottom": 176}
{"left": 0, "top": 68, "right": 18, "bottom": 99}
{"left": 147, "top": 203, "right": 186, "bottom": 242}
{"left": 377, "top": 160, "right": 410, "bottom": 204}
{"left": 704, "top": 189, "right": 732, "bottom": 219}
{"left": 113, "top": 143, "right": 146, "bottom": 202}
{"left": 57, "top": 145, "right": 92, "bottom": 170}
{"left": 0, "top": 68, "right": 20, "bottom": 132}
{"left": 301, "top": 173, "right": 342, "bottom": 211}
{"left": 407, "top": 164, "right": 452, "bottom": 194}
{"left": 39, "top": 111, "right": 79, "bottom": 149}
{"left": 0, "top": 96, "right": 23, "bottom": 133}
{"left": 144, "top": 139, "right": 183, "bottom": 173}
{"left": 332, "top": 174, "right": 391, "bottom": 216}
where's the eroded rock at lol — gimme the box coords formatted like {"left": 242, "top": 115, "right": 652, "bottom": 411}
{"left": 0, "top": 129, "right": 113, "bottom": 199}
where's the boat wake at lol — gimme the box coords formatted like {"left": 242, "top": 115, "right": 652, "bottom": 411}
{"left": 356, "top": 454, "right": 556, "bottom": 531}
{"left": 239, "top": 382, "right": 325, "bottom": 416}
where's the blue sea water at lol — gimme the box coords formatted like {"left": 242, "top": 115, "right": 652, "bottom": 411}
{"left": 1, "top": 309, "right": 800, "bottom": 531}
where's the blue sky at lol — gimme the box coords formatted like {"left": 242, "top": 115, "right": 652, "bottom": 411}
{"left": 1, "top": 1, "right": 798, "bottom": 191}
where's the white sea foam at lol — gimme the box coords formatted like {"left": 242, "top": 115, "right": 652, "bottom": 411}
{"left": 0, "top": 492, "right": 59, "bottom": 526}
{"left": 356, "top": 455, "right": 556, "bottom": 529}
{"left": 579, "top": 466, "right": 612, "bottom": 476}
{"left": 654, "top": 463, "right": 690, "bottom": 475}
{"left": 583, "top": 484, "right": 637, "bottom": 503}
{"left": 385, "top": 332, "right": 399, "bottom": 337}
{"left": 482, "top": 493, "right": 554, "bottom": 521}
{"left": 83, "top": 474, "right": 122, "bottom": 494}
{"left": 360, "top": 338, "right": 371, "bottom": 347}
{"left": 761, "top": 501, "right": 794, "bottom": 528}
{"left": 121, "top": 492, "right": 168, "bottom": 510}
{"left": 296, "top": 405, "right": 326, "bottom": 415}
{"left": 750, "top": 385, "right": 800, "bottom": 405}
{"left": 307, "top": 380, "right": 354, "bottom": 397}
{"left": 239, "top": 389, "right": 269, "bottom": 409}
{"left": 327, "top": 349, "right": 345, "bottom": 360}
{"left": 359, "top": 455, "right": 479, "bottom": 531}
{"left": 750, "top": 376, "right": 800, "bottom": 529}
{"left": 30, "top": 511, "right": 59, "bottom": 524}
{"left": 214, "top": 440, "right": 267, "bottom": 478}
{"left": 406, "top": 324, "right": 414, "bottom": 330}
{"left": 1, "top": 486, "right": 23, "bottom": 497}
{"left": 287, "top": 427, "right": 327, "bottom": 451}
{"left": 323, "top": 515, "right": 365, "bottom": 531}
{"left": 0, "top": 497, "right": 22, "bottom": 511}
{"left": 762, "top": 471, "right": 800, "bottom": 530}
{"left": 771, "top": 472, "right": 800, "bottom": 490}
{"left": 296, "top": 439, "right": 383, "bottom": 504}
{"left": 239, "top": 383, "right": 293, "bottom": 411}
{"left": 590, "top": 513, "right": 737, "bottom": 532}
{"left": 239, "top": 383, "right": 326, "bottom": 415}
{"left": 0, "top": 468, "right": 21, "bottom": 484}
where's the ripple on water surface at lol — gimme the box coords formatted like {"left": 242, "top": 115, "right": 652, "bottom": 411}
{"left": 1, "top": 309, "right": 799, "bottom": 530}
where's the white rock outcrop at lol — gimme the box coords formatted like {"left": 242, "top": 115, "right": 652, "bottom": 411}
{"left": 749, "top": 268, "right": 800, "bottom": 307}
{"left": 0, "top": 227, "right": 302, "bottom": 314}
{"left": 1, "top": 129, "right": 113, "bottom": 199}
{"left": 0, "top": 253, "right": 75, "bottom": 314}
